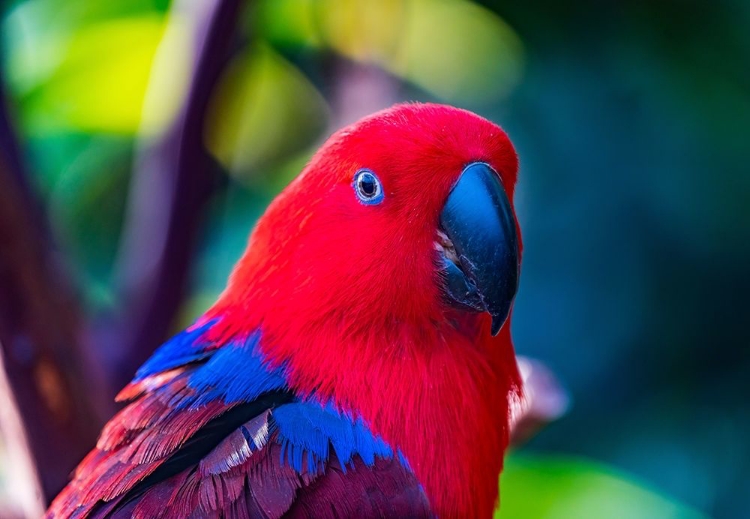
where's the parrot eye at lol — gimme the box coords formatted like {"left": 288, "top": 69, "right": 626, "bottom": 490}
{"left": 353, "top": 169, "right": 384, "bottom": 205}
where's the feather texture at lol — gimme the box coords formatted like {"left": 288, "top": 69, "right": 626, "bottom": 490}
{"left": 48, "top": 320, "right": 428, "bottom": 518}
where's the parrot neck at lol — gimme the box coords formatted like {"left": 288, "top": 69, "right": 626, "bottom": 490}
{"left": 207, "top": 305, "right": 521, "bottom": 518}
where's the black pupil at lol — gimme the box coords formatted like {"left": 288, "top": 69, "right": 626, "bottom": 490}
{"left": 359, "top": 174, "right": 377, "bottom": 197}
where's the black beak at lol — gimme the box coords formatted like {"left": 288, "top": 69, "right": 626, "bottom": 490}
{"left": 438, "top": 162, "right": 520, "bottom": 335}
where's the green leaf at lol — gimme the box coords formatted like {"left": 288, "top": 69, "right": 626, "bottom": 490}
{"left": 5, "top": 13, "right": 168, "bottom": 134}
{"left": 257, "top": 0, "right": 524, "bottom": 105}
{"left": 204, "top": 43, "right": 329, "bottom": 180}
{"left": 496, "top": 453, "right": 707, "bottom": 519}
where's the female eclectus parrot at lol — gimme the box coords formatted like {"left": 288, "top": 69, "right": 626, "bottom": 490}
{"left": 48, "top": 103, "right": 523, "bottom": 518}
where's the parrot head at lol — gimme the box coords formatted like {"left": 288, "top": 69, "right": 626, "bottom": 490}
{"left": 213, "top": 102, "right": 520, "bottom": 342}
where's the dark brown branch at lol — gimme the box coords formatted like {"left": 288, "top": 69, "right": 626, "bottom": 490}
{"left": 0, "top": 78, "right": 103, "bottom": 502}
{"left": 102, "top": 0, "right": 246, "bottom": 396}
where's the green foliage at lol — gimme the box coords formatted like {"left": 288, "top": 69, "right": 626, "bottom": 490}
{"left": 256, "top": 0, "right": 524, "bottom": 106}
{"left": 205, "top": 44, "right": 329, "bottom": 181}
{"left": 3, "top": 3, "right": 167, "bottom": 133}
{"left": 497, "top": 454, "right": 706, "bottom": 519}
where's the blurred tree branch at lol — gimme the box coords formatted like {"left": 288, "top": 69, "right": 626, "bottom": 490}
{"left": 0, "top": 0, "right": 249, "bottom": 503}
{"left": 0, "top": 75, "right": 103, "bottom": 502}
{"left": 102, "top": 0, "right": 245, "bottom": 396}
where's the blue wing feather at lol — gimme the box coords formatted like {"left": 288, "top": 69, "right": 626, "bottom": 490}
{"left": 134, "top": 319, "right": 218, "bottom": 380}
{"left": 49, "top": 317, "right": 431, "bottom": 518}
{"left": 186, "top": 332, "right": 288, "bottom": 407}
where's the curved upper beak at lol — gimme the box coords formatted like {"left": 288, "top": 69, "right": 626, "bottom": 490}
{"left": 438, "top": 162, "right": 520, "bottom": 335}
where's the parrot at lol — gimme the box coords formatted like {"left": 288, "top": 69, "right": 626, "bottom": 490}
{"left": 47, "top": 102, "right": 523, "bottom": 518}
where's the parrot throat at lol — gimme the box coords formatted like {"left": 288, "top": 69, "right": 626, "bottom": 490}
{"left": 208, "top": 307, "right": 521, "bottom": 518}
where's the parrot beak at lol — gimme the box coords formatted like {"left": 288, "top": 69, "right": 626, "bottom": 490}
{"left": 437, "top": 162, "right": 520, "bottom": 335}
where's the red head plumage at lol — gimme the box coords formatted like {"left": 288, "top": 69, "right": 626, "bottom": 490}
{"left": 206, "top": 102, "right": 523, "bottom": 517}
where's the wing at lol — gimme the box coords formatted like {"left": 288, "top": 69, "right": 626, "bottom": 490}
{"left": 48, "top": 320, "right": 430, "bottom": 518}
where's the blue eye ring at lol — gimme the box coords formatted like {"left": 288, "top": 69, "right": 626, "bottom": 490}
{"left": 353, "top": 169, "right": 384, "bottom": 205}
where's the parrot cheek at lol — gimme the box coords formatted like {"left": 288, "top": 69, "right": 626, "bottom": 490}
{"left": 437, "top": 162, "right": 520, "bottom": 335}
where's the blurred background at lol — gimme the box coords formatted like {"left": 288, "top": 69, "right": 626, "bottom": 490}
{"left": 0, "top": 0, "right": 747, "bottom": 517}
